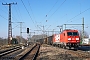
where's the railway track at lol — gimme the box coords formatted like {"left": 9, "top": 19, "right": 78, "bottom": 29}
{"left": 0, "top": 46, "right": 22, "bottom": 59}
{"left": 16, "top": 44, "right": 40, "bottom": 60}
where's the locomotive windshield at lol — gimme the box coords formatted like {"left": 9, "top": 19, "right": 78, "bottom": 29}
{"left": 67, "top": 32, "right": 79, "bottom": 36}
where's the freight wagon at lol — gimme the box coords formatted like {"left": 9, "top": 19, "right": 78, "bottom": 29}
{"left": 36, "top": 38, "right": 44, "bottom": 44}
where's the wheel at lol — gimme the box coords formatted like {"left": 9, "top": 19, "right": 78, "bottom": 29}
{"left": 69, "top": 46, "right": 71, "bottom": 50}
{"left": 74, "top": 47, "right": 78, "bottom": 51}
{"left": 63, "top": 46, "right": 66, "bottom": 49}
{"left": 74, "top": 45, "right": 78, "bottom": 51}
{"left": 59, "top": 44, "right": 62, "bottom": 48}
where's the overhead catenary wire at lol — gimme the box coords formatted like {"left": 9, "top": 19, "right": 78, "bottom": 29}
{"left": 12, "top": 0, "right": 38, "bottom": 35}
{"left": 10, "top": 0, "right": 24, "bottom": 22}
{"left": 41, "top": 0, "right": 59, "bottom": 23}
{"left": 28, "top": 0, "right": 36, "bottom": 22}
{"left": 39, "top": 0, "right": 59, "bottom": 33}
{"left": 47, "top": 0, "right": 59, "bottom": 16}
{"left": 41, "top": 0, "right": 66, "bottom": 31}
{"left": 64, "top": 1, "right": 89, "bottom": 23}
{"left": 20, "top": 0, "right": 35, "bottom": 25}
{"left": 48, "top": 0, "right": 66, "bottom": 20}
{"left": 67, "top": 7, "right": 90, "bottom": 23}
{"left": 0, "top": 6, "right": 8, "bottom": 13}
{"left": 11, "top": 0, "right": 28, "bottom": 38}
{"left": 12, "top": 4, "right": 21, "bottom": 22}
{"left": 28, "top": 0, "right": 38, "bottom": 29}
{"left": 12, "top": 24, "right": 20, "bottom": 29}
{"left": 0, "top": 1, "right": 8, "bottom": 20}
{"left": 0, "top": 14, "right": 7, "bottom": 20}
{"left": 0, "top": 7, "right": 8, "bottom": 20}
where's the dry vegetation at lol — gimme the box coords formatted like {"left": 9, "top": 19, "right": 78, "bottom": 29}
{"left": 37, "top": 44, "right": 90, "bottom": 60}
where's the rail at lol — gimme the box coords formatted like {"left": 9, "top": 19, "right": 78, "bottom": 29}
{"left": 0, "top": 46, "right": 21, "bottom": 59}
{"left": 17, "top": 44, "right": 40, "bottom": 60}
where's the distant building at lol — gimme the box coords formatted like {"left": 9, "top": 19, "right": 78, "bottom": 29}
{"left": 82, "top": 35, "right": 90, "bottom": 45}
{"left": 89, "top": 35, "right": 90, "bottom": 38}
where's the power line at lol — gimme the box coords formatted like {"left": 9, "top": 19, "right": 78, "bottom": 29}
{"left": 0, "top": 6, "right": 8, "bottom": 13}
{"left": 43, "top": 0, "right": 66, "bottom": 31}
{"left": 28, "top": 0, "right": 36, "bottom": 21}
{"left": 48, "top": 0, "right": 66, "bottom": 20}
{"left": 11, "top": 0, "right": 24, "bottom": 22}
{"left": 0, "top": 7, "right": 18, "bottom": 21}
{"left": 13, "top": 6, "right": 23, "bottom": 22}
{"left": 28, "top": 0, "right": 38, "bottom": 29}
{"left": 41, "top": 0, "right": 59, "bottom": 23}
{"left": 69, "top": 7, "right": 90, "bottom": 21}
{"left": 18, "top": 22, "right": 24, "bottom": 44}
{"left": 12, "top": 24, "right": 20, "bottom": 29}
{"left": 47, "top": 0, "right": 59, "bottom": 16}
{"left": 20, "top": 0, "right": 39, "bottom": 32}
{"left": 0, "top": 14, "right": 7, "bottom": 20}
{"left": 20, "top": 0, "right": 34, "bottom": 25}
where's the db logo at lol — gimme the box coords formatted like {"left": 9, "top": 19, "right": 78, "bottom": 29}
{"left": 55, "top": 34, "right": 60, "bottom": 42}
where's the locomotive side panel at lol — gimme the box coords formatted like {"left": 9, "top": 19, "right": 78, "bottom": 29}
{"left": 60, "top": 31, "right": 68, "bottom": 43}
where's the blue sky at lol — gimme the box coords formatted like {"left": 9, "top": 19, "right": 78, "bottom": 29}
{"left": 0, "top": 0, "right": 90, "bottom": 38}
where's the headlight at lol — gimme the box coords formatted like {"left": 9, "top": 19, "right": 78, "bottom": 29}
{"left": 76, "top": 38, "right": 79, "bottom": 40}
{"left": 68, "top": 38, "right": 71, "bottom": 40}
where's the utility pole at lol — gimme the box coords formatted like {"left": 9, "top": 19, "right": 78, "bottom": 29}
{"left": 2, "top": 3, "right": 17, "bottom": 45}
{"left": 57, "top": 25, "right": 63, "bottom": 32}
{"left": 82, "top": 17, "right": 84, "bottom": 42}
{"left": 37, "top": 25, "right": 45, "bottom": 38}
{"left": 64, "top": 24, "right": 66, "bottom": 29}
{"left": 42, "top": 25, "right": 45, "bottom": 38}
{"left": 29, "top": 32, "right": 35, "bottom": 42}
{"left": 18, "top": 22, "right": 24, "bottom": 44}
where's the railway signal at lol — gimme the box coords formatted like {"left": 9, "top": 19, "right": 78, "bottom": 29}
{"left": 27, "top": 28, "right": 29, "bottom": 33}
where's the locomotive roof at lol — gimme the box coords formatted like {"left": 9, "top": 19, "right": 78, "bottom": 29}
{"left": 63, "top": 29, "right": 78, "bottom": 32}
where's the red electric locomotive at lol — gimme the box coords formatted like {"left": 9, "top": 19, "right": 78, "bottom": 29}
{"left": 60, "top": 29, "right": 80, "bottom": 49}
{"left": 51, "top": 29, "right": 80, "bottom": 50}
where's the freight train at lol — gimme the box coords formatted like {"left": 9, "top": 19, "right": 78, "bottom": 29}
{"left": 36, "top": 29, "right": 80, "bottom": 50}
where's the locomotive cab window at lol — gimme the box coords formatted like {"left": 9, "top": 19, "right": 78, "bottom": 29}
{"left": 67, "top": 32, "right": 72, "bottom": 36}
{"left": 67, "top": 32, "right": 78, "bottom": 36}
{"left": 73, "top": 32, "right": 79, "bottom": 36}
